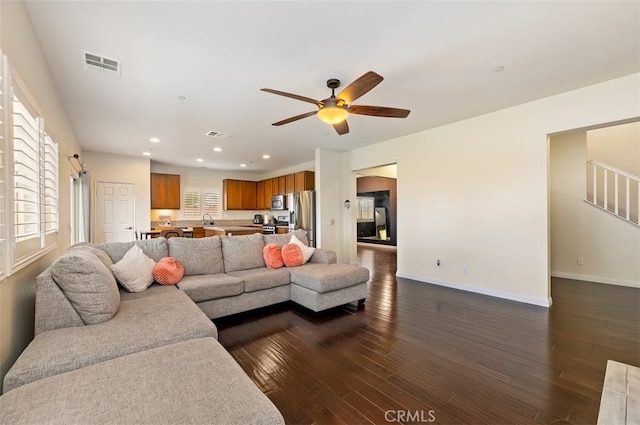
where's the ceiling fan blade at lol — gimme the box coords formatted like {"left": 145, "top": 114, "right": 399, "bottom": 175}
{"left": 348, "top": 105, "right": 411, "bottom": 118}
{"left": 261, "top": 88, "right": 321, "bottom": 105}
{"left": 333, "top": 120, "right": 349, "bottom": 135}
{"left": 337, "top": 71, "right": 384, "bottom": 104}
{"left": 272, "top": 110, "right": 318, "bottom": 126}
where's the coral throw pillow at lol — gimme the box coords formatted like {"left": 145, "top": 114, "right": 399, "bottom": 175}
{"left": 153, "top": 257, "right": 184, "bottom": 285}
{"left": 281, "top": 243, "right": 303, "bottom": 267}
{"left": 263, "top": 243, "right": 284, "bottom": 269}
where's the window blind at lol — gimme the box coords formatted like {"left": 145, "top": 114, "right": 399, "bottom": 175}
{"left": 182, "top": 188, "right": 201, "bottom": 218}
{"left": 203, "top": 189, "right": 220, "bottom": 217}
{"left": 12, "top": 94, "right": 40, "bottom": 243}
{"left": 44, "top": 133, "right": 58, "bottom": 233}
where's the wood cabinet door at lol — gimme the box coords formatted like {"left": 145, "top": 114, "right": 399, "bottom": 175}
{"left": 241, "top": 181, "right": 257, "bottom": 210}
{"left": 294, "top": 171, "right": 314, "bottom": 192}
{"left": 285, "top": 173, "right": 295, "bottom": 194}
{"left": 224, "top": 179, "right": 243, "bottom": 210}
{"left": 278, "top": 176, "right": 286, "bottom": 195}
{"left": 257, "top": 180, "right": 265, "bottom": 210}
{"left": 150, "top": 173, "right": 166, "bottom": 209}
{"left": 165, "top": 174, "right": 181, "bottom": 209}
{"left": 263, "top": 178, "right": 273, "bottom": 204}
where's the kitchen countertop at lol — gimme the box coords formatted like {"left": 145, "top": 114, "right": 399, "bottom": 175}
{"left": 203, "top": 226, "right": 261, "bottom": 232}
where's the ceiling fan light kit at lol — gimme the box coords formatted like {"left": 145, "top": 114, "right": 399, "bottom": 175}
{"left": 317, "top": 105, "right": 348, "bottom": 124}
{"left": 261, "top": 71, "right": 410, "bottom": 135}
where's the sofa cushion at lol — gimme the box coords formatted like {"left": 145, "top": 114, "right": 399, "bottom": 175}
{"left": 289, "top": 234, "right": 315, "bottom": 264}
{"left": 0, "top": 338, "right": 284, "bottom": 425}
{"left": 221, "top": 233, "right": 265, "bottom": 272}
{"left": 153, "top": 257, "right": 184, "bottom": 285}
{"left": 68, "top": 243, "right": 114, "bottom": 269}
{"left": 50, "top": 249, "right": 120, "bottom": 325}
{"left": 2, "top": 290, "right": 217, "bottom": 392}
{"left": 262, "top": 229, "right": 309, "bottom": 247}
{"left": 96, "top": 237, "right": 169, "bottom": 263}
{"left": 282, "top": 244, "right": 303, "bottom": 267}
{"left": 227, "top": 267, "right": 291, "bottom": 293}
{"left": 177, "top": 274, "right": 243, "bottom": 302}
{"left": 167, "top": 236, "right": 224, "bottom": 275}
{"left": 111, "top": 245, "right": 156, "bottom": 292}
{"left": 288, "top": 263, "right": 370, "bottom": 293}
{"left": 263, "top": 243, "right": 284, "bottom": 269}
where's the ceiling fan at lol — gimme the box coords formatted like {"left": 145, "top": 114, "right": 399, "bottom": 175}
{"left": 261, "top": 71, "right": 410, "bottom": 135}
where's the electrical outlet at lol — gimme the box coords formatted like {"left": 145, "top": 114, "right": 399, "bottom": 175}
{"left": 462, "top": 264, "right": 469, "bottom": 273}
{"left": 577, "top": 257, "right": 584, "bottom": 265}
{"left": 436, "top": 259, "right": 441, "bottom": 267}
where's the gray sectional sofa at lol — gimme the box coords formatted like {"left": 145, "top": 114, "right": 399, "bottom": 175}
{"left": 0, "top": 231, "right": 369, "bottom": 424}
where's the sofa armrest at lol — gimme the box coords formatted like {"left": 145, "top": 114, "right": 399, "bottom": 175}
{"left": 308, "top": 248, "right": 337, "bottom": 264}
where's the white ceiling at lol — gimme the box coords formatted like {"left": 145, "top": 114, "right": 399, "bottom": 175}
{"left": 24, "top": 1, "right": 639, "bottom": 175}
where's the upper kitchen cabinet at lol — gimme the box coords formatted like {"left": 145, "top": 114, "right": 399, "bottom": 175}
{"left": 223, "top": 179, "right": 257, "bottom": 210}
{"left": 151, "top": 173, "right": 181, "bottom": 209}
{"left": 294, "top": 171, "right": 315, "bottom": 192}
{"left": 277, "top": 176, "right": 286, "bottom": 195}
{"left": 285, "top": 173, "right": 295, "bottom": 194}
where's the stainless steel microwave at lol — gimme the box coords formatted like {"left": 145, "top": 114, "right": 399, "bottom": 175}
{"left": 271, "top": 195, "right": 286, "bottom": 210}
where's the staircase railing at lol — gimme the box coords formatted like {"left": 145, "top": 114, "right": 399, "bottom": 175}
{"left": 586, "top": 160, "right": 639, "bottom": 226}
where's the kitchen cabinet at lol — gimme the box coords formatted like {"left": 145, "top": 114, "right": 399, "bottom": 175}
{"left": 277, "top": 176, "right": 286, "bottom": 195}
{"left": 151, "top": 173, "right": 181, "bottom": 209}
{"left": 285, "top": 173, "right": 295, "bottom": 194}
{"left": 263, "top": 178, "right": 274, "bottom": 206}
{"left": 223, "top": 179, "right": 257, "bottom": 210}
{"left": 276, "top": 226, "right": 289, "bottom": 234}
{"left": 257, "top": 180, "right": 266, "bottom": 210}
{"left": 294, "top": 171, "right": 315, "bottom": 192}
{"left": 192, "top": 227, "right": 205, "bottom": 238}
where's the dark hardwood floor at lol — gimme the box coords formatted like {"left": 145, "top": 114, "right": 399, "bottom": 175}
{"left": 216, "top": 244, "right": 640, "bottom": 425}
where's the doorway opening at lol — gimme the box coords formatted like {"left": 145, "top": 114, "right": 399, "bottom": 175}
{"left": 355, "top": 164, "right": 397, "bottom": 247}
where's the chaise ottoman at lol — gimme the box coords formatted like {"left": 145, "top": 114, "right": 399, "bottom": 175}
{"left": 288, "top": 263, "right": 369, "bottom": 312}
{"left": 0, "top": 338, "right": 284, "bottom": 425}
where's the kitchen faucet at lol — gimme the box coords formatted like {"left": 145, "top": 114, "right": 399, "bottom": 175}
{"left": 202, "top": 214, "right": 214, "bottom": 225}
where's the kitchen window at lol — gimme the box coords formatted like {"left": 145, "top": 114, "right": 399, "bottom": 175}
{"left": 182, "top": 187, "right": 221, "bottom": 219}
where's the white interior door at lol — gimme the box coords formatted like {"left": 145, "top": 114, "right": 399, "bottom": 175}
{"left": 96, "top": 182, "right": 135, "bottom": 243}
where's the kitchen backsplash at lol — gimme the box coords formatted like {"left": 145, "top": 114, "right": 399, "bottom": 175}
{"left": 150, "top": 219, "right": 254, "bottom": 228}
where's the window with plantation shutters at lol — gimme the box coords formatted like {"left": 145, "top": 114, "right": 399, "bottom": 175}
{"left": 44, "top": 133, "right": 58, "bottom": 233}
{"left": 9, "top": 72, "right": 59, "bottom": 271}
{"left": 12, "top": 93, "right": 40, "bottom": 245}
{"left": 182, "top": 187, "right": 220, "bottom": 218}
{"left": 0, "top": 55, "right": 6, "bottom": 279}
{"left": 203, "top": 189, "right": 220, "bottom": 217}
{"left": 182, "top": 188, "right": 201, "bottom": 218}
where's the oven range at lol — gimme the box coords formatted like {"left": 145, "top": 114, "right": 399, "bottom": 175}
{"left": 262, "top": 225, "right": 277, "bottom": 235}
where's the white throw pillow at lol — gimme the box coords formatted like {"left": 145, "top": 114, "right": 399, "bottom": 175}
{"left": 290, "top": 234, "right": 315, "bottom": 264}
{"left": 110, "top": 245, "right": 156, "bottom": 292}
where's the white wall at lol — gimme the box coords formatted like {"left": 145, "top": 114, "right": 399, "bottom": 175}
{"left": 587, "top": 121, "right": 640, "bottom": 176}
{"left": 551, "top": 130, "right": 640, "bottom": 287}
{"left": 82, "top": 152, "right": 151, "bottom": 237}
{"left": 342, "top": 73, "right": 639, "bottom": 307}
{"left": 0, "top": 0, "right": 81, "bottom": 392}
{"left": 315, "top": 149, "right": 346, "bottom": 258}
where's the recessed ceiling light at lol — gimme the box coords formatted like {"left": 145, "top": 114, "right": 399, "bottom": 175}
{"left": 149, "top": 137, "right": 160, "bottom": 143}
{"left": 213, "top": 147, "right": 222, "bottom": 152}
{"left": 177, "top": 95, "right": 187, "bottom": 101}
{"left": 262, "top": 154, "right": 270, "bottom": 159}
{"left": 196, "top": 158, "right": 204, "bottom": 162}
{"left": 240, "top": 163, "right": 247, "bottom": 168}
{"left": 143, "top": 151, "right": 151, "bottom": 156}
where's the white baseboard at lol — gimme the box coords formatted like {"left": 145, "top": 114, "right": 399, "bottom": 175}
{"left": 551, "top": 271, "right": 640, "bottom": 289}
{"left": 396, "top": 272, "right": 552, "bottom": 307}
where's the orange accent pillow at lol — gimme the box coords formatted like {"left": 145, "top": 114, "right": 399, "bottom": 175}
{"left": 281, "top": 243, "right": 303, "bottom": 267}
{"left": 152, "top": 257, "right": 184, "bottom": 285}
{"left": 263, "top": 243, "right": 284, "bottom": 269}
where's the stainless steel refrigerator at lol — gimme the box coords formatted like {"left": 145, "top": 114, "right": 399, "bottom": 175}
{"left": 288, "top": 190, "right": 316, "bottom": 247}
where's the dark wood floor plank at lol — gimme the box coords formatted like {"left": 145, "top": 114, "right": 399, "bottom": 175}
{"left": 216, "top": 246, "right": 640, "bottom": 424}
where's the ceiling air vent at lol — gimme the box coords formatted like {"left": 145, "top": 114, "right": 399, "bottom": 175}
{"left": 206, "top": 131, "right": 231, "bottom": 139}
{"left": 82, "top": 50, "right": 122, "bottom": 77}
